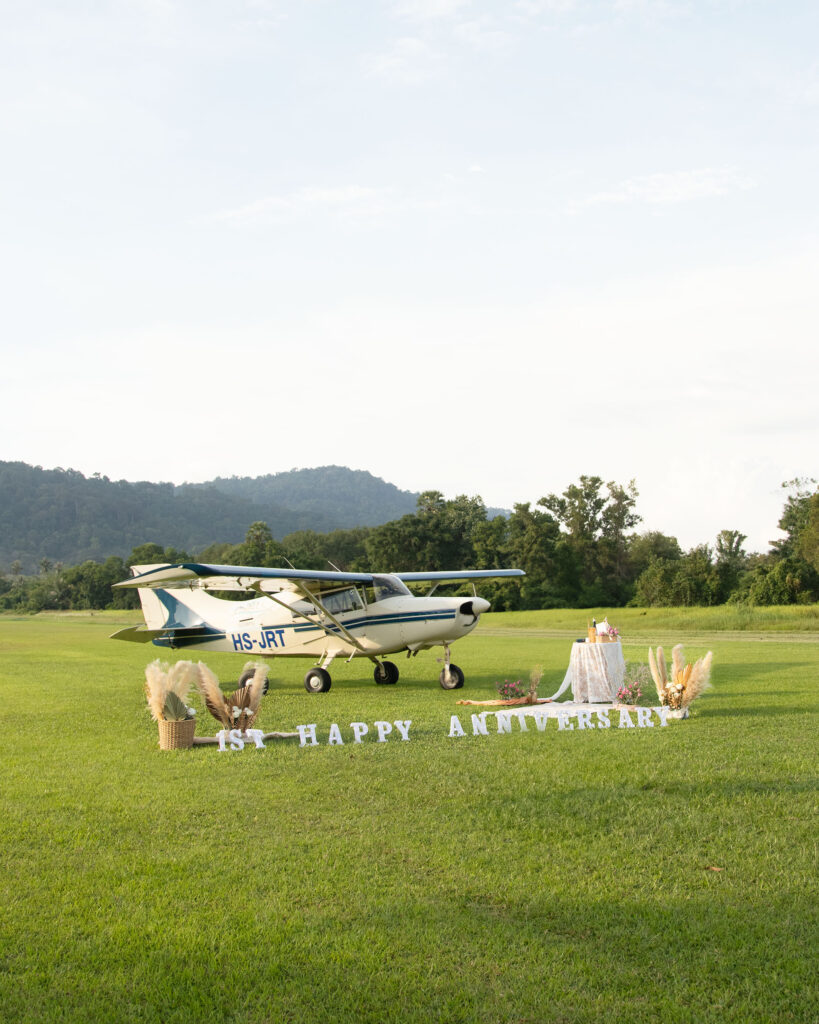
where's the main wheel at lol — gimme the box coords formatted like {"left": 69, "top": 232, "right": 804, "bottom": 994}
{"left": 304, "top": 667, "right": 332, "bottom": 693}
{"left": 373, "top": 661, "right": 399, "bottom": 685}
{"left": 439, "top": 663, "right": 464, "bottom": 690}
{"left": 238, "top": 666, "right": 269, "bottom": 695}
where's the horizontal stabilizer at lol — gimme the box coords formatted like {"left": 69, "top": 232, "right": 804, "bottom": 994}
{"left": 110, "top": 625, "right": 224, "bottom": 644}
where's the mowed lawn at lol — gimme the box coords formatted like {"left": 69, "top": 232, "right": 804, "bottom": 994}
{"left": 0, "top": 610, "right": 816, "bottom": 1023}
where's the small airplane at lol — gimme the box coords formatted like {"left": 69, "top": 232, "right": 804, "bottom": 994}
{"left": 112, "top": 562, "right": 524, "bottom": 692}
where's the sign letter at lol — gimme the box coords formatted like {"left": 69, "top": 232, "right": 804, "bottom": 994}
{"left": 393, "top": 720, "right": 412, "bottom": 741}
{"left": 351, "top": 722, "right": 369, "bottom": 743}
{"left": 374, "top": 721, "right": 393, "bottom": 743}
{"left": 297, "top": 724, "right": 318, "bottom": 747}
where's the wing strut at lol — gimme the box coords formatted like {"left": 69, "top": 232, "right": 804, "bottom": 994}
{"left": 250, "top": 582, "right": 368, "bottom": 654}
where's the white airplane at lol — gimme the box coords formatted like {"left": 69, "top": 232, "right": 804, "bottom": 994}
{"left": 112, "top": 562, "right": 524, "bottom": 692}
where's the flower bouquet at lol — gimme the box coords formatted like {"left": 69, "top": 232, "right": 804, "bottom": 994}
{"left": 648, "top": 644, "right": 713, "bottom": 717}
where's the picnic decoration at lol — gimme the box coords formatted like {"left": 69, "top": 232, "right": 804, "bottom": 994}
{"left": 144, "top": 659, "right": 199, "bottom": 749}
{"left": 195, "top": 660, "right": 268, "bottom": 732}
{"left": 648, "top": 644, "right": 713, "bottom": 717}
{"left": 587, "top": 618, "right": 620, "bottom": 643}
{"left": 458, "top": 666, "right": 550, "bottom": 707}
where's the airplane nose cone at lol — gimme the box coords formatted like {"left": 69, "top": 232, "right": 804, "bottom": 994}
{"left": 460, "top": 597, "right": 491, "bottom": 618}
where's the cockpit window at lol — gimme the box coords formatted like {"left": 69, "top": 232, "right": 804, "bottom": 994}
{"left": 321, "top": 587, "right": 364, "bottom": 615}
{"left": 372, "top": 575, "right": 411, "bottom": 601}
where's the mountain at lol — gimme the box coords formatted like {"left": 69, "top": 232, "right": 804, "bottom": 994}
{"left": 0, "top": 462, "right": 420, "bottom": 572}
{"left": 199, "top": 467, "right": 418, "bottom": 528}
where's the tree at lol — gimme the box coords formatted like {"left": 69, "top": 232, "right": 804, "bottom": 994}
{"left": 539, "top": 476, "right": 641, "bottom": 605}
{"left": 628, "top": 532, "right": 682, "bottom": 579}
{"left": 232, "top": 521, "right": 285, "bottom": 568}
{"left": 797, "top": 493, "right": 819, "bottom": 573}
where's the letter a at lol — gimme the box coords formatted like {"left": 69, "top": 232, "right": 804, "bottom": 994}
{"left": 448, "top": 715, "right": 465, "bottom": 738}
{"left": 618, "top": 708, "right": 635, "bottom": 729}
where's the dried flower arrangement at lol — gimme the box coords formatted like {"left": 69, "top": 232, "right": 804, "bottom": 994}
{"left": 195, "top": 660, "right": 269, "bottom": 732}
{"left": 648, "top": 644, "right": 713, "bottom": 714}
{"left": 144, "top": 659, "right": 199, "bottom": 723}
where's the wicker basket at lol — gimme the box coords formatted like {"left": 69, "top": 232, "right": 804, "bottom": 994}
{"left": 158, "top": 718, "right": 196, "bottom": 750}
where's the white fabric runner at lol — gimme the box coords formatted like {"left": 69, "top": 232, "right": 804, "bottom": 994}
{"left": 547, "top": 640, "right": 626, "bottom": 702}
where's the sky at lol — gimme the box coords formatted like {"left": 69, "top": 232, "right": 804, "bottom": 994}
{"left": 2, "top": 0, "right": 817, "bottom": 554}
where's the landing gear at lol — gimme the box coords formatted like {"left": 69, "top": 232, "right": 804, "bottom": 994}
{"left": 237, "top": 666, "right": 269, "bottom": 695}
{"left": 373, "top": 660, "right": 399, "bottom": 685}
{"left": 439, "top": 663, "right": 464, "bottom": 690}
{"left": 438, "top": 643, "right": 465, "bottom": 690}
{"left": 304, "top": 667, "right": 332, "bottom": 693}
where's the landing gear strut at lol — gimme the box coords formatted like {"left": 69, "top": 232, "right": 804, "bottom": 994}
{"left": 373, "top": 660, "right": 399, "bottom": 685}
{"left": 438, "top": 643, "right": 464, "bottom": 690}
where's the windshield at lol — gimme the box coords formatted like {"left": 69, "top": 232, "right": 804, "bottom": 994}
{"left": 372, "top": 575, "right": 411, "bottom": 601}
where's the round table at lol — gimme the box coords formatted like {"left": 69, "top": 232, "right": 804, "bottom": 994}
{"left": 547, "top": 640, "right": 626, "bottom": 703}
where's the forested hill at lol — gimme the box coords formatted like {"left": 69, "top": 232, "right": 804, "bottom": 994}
{"left": 0, "top": 462, "right": 419, "bottom": 572}
{"left": 195, "top": 467, "right": 418, "bottom": 527}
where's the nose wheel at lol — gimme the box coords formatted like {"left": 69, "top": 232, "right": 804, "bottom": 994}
{"left": 439, "top": 663, "right": 464, "bottom": 690}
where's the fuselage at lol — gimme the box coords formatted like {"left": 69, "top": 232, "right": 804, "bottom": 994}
{"left": 143, "top": 578, "right": 488, "bottom": 660}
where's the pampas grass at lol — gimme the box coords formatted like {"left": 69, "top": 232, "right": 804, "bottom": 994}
{"left": 648, "top": 645, "right": 713, "bottom": 710}
{"left": 144, "top": 659, "right": 198, "bottom": 722}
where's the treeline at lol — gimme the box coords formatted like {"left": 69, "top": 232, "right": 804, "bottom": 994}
{"left": 2, "top": 476, "right": 817, "bottom": 613}
{"left": 0, "top": 462, "right": 423, "bottom": 572}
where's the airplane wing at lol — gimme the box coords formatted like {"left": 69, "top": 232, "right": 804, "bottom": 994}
{"left": 115, "top": 564, "right": 524, "bottom": 590}
{"left": 395, "top": 570, "right": 524, "bottom": 583}
{"left": 114, "top": 563, "right": 374, "bottom": 590}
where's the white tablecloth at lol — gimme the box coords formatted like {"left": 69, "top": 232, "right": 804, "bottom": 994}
{"left": 548, "top": 640, "right": 626, "bottom": 703}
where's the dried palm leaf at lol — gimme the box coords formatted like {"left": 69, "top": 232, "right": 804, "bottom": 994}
{"left": 196, "top": 662, "right": 232, "bottom": 728}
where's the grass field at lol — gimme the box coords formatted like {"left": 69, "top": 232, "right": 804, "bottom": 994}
{"left": 1, "top": 609, "right": 816, "bottom": 1023}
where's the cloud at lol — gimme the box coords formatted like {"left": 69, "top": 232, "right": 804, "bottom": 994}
{"left": 581, "top": 168, "right": 756, "bottom": 207}
{"left": 363, "top": 35, "right": 443, "bottom": 83}
{"left": 391, "top": 0, "right": 472, "bottom": 22}
{"left": 208, "top": 185, "right": 396, "bottom": 226}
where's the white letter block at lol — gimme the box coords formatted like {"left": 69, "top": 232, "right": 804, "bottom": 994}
{"left": 618, "top": 708, "right": 635, "bottom": 729}
{"left": 532, "top": 710, "right": 550, "bottom": 732}
{"left": 393, "top": 720, "right": 412, "bottom": 741}
{"left": 351, "top": 722, "right": 369, "bottom": 743}
{"left": 595, "top": 709, "right": 611, "bottom": 728}
{"left": 557, "top": 711, "right": 574, "bottom": 730}
{"left": 228, "top": 729, "right": 245, "bottom": 750}
{"left": 246, "top": 729, "right": 266, "bottom": 749}
{"left": 448, "top": 715, "right": 465, "bottom": 738}
{"left": 471, "top": 713, "right": 489, "bottom": 736}
{"left": 576, "top": 709, "right": 593, "bottom": 730}
{"left": 374, "top": 721, "right": 393, "bottom": 743}
{"left": 653, "top": 706, "right": 670, "bottom": 727}
{"left": 636, "top": 707, "right": 654, "bottom": 728}
{"left": 496, "top": 712, "right": 513, "bottom": 734}
{"left": 328, "top": 723, "right": 344, "bottom": 745}
{"left": 297, "top": 724, "right": 319, "bottom": 747}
